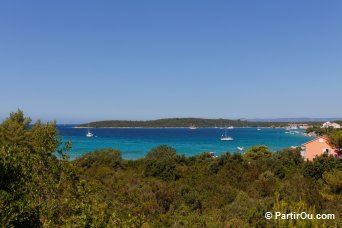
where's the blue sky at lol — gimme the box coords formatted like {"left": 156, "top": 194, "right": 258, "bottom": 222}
{"left": 0, "top": 1, "right": 341, "bottom": 123}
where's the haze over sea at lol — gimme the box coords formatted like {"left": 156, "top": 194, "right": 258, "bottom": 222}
{"left": 58, "top": 126, "right": 312, "bottom": 160}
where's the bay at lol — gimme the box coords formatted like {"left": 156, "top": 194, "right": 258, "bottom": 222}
{"left": 58, "top": 126, "right": 312, "bottom": 160}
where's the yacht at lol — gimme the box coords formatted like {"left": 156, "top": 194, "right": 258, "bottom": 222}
{"left": 189, "top": 124, "right": 197, "bottom": 130}
{"left": 86, "top": 124, "right": 94, "bottom": 137}
{"left": 237, "top": 147, "right": 244, "bottom": 151}
{"left": 227, "top": 121, "right": 234, "bottom": 129}
{"left": 290, "top": 125, "right": 299, "bottom": 130}
{"left": 221, "top": 128, "right": 233, "bottom": 141}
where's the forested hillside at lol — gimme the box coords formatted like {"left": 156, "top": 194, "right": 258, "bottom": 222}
{"left": 77, "top": 118, "right": 306, "bottom": 128}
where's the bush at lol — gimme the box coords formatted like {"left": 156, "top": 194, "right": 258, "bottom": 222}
{"left": 303, "top": 154, "right": 341, "bottom": 180}
{"left": 269, "top": 148, "right": 304, "bottom": 178}
{"left": 75, "top": 149, "right": 123, "bottom": 169}
{"left": 243, "top": 145, "right": 272, "bottom": 160}
{"left": 322, "top": 169, "right": 342, "bottom": 194}
{"left": 328, "top": 131, "right": 342, "bottom": 149}
{"left": 144, "top": 145, "right": 180, "bottom": 181}
{"left": 249, "top": 171, "right": 279, "bottom": 198}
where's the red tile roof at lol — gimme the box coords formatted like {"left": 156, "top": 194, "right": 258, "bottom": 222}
{"left": 302, "top": 136, "right": 330, "bottom": 146}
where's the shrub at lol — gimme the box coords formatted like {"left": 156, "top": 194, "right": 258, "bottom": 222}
{"left": 303, "top": 154, "right": 341, "bottom": 180}
{"left": 75, "top": 149, "right": 123, "bottom": 169}
{"left": 243, "top": 145, "right": 272, "bottom": 160}
{"left": 144, "top": 145, "right": 180, "bottom": 181}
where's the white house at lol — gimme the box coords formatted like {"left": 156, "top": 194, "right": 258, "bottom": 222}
{"left": 322, "top": 122, "right": 341, "bottom": 129}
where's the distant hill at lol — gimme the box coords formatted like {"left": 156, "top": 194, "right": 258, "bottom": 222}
{"left": 244, "top": 118, "right": 342, "bottom": 122}
{"left": 76, "top": 118, "right": 325, "bottom": 128}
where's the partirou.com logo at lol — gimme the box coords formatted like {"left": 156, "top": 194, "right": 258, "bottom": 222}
{"left": 265, "top": 212, "right": 335, "bottom": 220}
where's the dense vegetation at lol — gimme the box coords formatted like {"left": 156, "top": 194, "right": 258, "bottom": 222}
{"left": 1, "top": 111, "right": 341, "bottom": 227}
{"left": 306, "top": 125, "right": 342, "bottom": 142}
{"left": 77, "top": 118, "right": 322, "bottom": 128}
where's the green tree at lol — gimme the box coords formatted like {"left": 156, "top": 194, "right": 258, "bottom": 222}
{"left": 328, "top": 131, "right": 342, "bottom": 150}
{"left": 269, "top": 148, "right": 304, "bottom": 178}
{"left": 243, "top": 145, "right": 272, "bottom": 160}
{"left": 0, "top": 110, "right": 99, "bottom": 227}
{"left": 75, "top": 148, "right": 123, "bottom": 169}
{"left": 223, "top": 191, "right": 257, "bottom": 226}
{"left": 249, "top": 171, "right": 279, "bottom": 198}
{"left": 305, "top": 126, "right": 331, "bottom": 136}
{"left": 0, "top": 110, "right": 31, "bottom": 147}
{"left": 143, "top": 145, "right": 180, "bottom": 181}
{"left": 303, "top": 154, "right": 341, "bottom": 180}
{"left": 322, "top": 169, "right": 342, "bottom": 194}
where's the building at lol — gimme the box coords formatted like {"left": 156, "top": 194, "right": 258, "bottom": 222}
{"left": 322, "top": 121, "right": 341, "bottom": 129}
{"left": 301, "top": 136, "right": 341, "bottom": 161}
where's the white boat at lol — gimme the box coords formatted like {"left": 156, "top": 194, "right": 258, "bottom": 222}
{"left": 237, "top": 147, "right": 244, "bottom": 151}
{"left": 86, "top": 124, "right": 94, "bottom": 137}
{"left": 209, "top": 152, "right": 217, "bottom": 157}
{"left": 221, "top": 128, "right": 233, "bottom": 141}
{"left": 221, "top": 136, "right": 233, "bottom": 141}
{"left": 227, "top": 121, "right": 234, "bottom": 129}
{"left": 189, "top": 124, "right": 197, "bottom": 130}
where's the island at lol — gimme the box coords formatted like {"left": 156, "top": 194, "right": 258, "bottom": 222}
{"left": 76, "top": 118, "right": 322, "bottom": 128}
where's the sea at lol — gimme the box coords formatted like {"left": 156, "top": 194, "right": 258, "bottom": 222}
{"left": 57, "top": 126, "right": 313, "bottom": 160}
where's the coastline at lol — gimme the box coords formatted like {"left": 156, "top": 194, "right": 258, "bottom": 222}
{"left": 74, "top": 126, "right": 197, "bottom": 129}
{"left": 73, "top": 126, "right": 281, "bottom": 129}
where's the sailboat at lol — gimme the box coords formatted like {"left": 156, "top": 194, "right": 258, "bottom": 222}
{"left": 189, "top": 124, "right": 197, "bottom": 130}
{"left": 220, "top": 127, "right": 233, "bottom": 141}
{"left": 86, "top": 124, "right": 94, "bottom": 137}
{"left": 227, "top": 121, "right": 234, "bottom": 129}
{"left": 219, "top": 121, "right": 224, "bottom": 129}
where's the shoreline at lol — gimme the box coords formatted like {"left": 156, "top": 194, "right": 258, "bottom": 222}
{"left": 73, "top": 126, "right": 285, "bottom": 129}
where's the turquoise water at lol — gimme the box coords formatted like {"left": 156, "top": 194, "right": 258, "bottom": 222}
{"left": 58, "top": 126, "right": 313, "bottom": 160}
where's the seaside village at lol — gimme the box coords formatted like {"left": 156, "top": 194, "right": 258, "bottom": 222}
{"left": 300, "top": 121, "right": 341, "bottom": 161}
